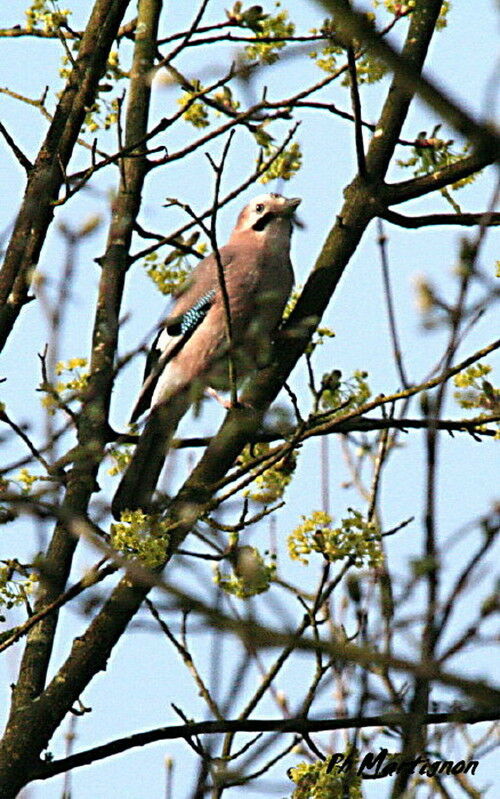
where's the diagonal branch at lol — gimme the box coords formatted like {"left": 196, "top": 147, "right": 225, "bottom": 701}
{"left": 0, "top": 0, "right": 131, "bottom": 352}
{"left": 0, "top": 562, "right": 116, "bottom": 655}
{"left": 317, "top": 0, "right": 499, "bottom": 165}
{"left": 383, "top": 151, "right": 494, "bottom": 205}
{"left": 0, "top": 120, "right": 32, "bottom": 173}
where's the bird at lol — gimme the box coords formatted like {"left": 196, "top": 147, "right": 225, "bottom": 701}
{"left": 111, "top": 192, "right": 301, "bottom": 519}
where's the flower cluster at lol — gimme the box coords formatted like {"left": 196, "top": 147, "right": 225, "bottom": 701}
{"left": 177, "top": 83, "right": 210, "bottom": 129}
{"left": 320, "top": 369, "right": 371, "bottom": 413}
{"left": 25, "top": 0, "right": 71, "bottom": 33}
{"left": 288, "top": 509, "right": 383, "bottom": 568}
{"left": 398, "top": 124, "right": 477, "bottom": 210}
{"left": 16, "top": 468, "right": 40, "bottom": 493}
{"left": 143, "top": 240, "right": 205, "bottom": 296}
{"left": 215, "top": 545, "right": 276, "bottom": 598}
{"left": 308, "top": 19, "right": 343, "bottom": 74}
{"left": 40, "top": 357, "right": 89, "bottom": 415}
{"left": 258, "top": 141, "right": 302, "bottom": 184}
{"left": 111, "top": 510, "right": 171, "bottom": 569}
{"left": 243, "top": 10, "right": 295, "bottom": 65}
{"left": 454, "top": 363, "right": 499, "bottom": 433}
{"left": 289, "top": 757, "right": 362, "bottom": 799}
{"left": 0, "top": 560, "right": 38, "bottom": 613}
{"left": 107, "top": 443, "right": 134, "bottom": 476}
{"left": 238, "top": 443, "right": 296, "bottom": 504}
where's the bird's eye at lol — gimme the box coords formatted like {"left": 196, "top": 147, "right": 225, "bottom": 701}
{"left": 255, "top": 203, "right": 265, "bottom": 213}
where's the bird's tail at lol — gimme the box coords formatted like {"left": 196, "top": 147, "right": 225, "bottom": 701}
{"left": 111, "top": 392, "right": 189, "bottom": 519}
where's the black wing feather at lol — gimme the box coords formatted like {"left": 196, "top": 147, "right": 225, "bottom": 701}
{"left": 130, "top": 289, "right": 216, "bottom": 422}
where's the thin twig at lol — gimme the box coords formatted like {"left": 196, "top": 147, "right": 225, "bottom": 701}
{"left": 377, "top": 219, "right": 410, "bottom": 388}
{"left": 366, "top": 404, "right": 393, "bottom": 522}
{"left": 438, "top": 528, "right": 498, "bottom": 657}
{"left": 207, "top": 130, "right": 238, "bottom": 407}
{"left": 0, "top": 120, "right": 32, "bottom": 173}
{"left": 346, "top": 41, "right": 367, "bottom": 178}
{"left": 0, "top": 408, "right": 52, "bottom": 472}
{"left": 155, "top": 0, "right": 211, "bottom": 70}
{"left": 145, "top": 597, "right": 223, "bottom": 720}
{"left": 130, "top": 122, "right": 300, "bottom": 263}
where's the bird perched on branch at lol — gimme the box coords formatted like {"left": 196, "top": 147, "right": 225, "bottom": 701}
{"left": 111, "top": 193, "right": 301, "bottom": 519}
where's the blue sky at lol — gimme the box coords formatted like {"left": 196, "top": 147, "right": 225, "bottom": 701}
{"left": 0, "top": 1, "right": 498, "bottom": 797}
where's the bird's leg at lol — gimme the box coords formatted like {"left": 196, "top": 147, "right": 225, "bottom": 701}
{"left": 205, "top": 386, "right": 236, "bottom": 409}
{"left": 205, "top": 387, "right": 255, "bottom": 410}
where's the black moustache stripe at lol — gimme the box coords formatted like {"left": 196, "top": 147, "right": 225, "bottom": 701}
{"left": 252, "top": 211, "right": 275, "bottom": 231}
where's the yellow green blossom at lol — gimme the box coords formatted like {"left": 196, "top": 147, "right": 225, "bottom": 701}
{"left": 244, "top": 11, "right": 295, "bottom": 65}
{"left": 214, "top": 546, "right": 276, "bottom": 598}
{"left": 289, "top": 754, "right": 362, "bottom": 799}
{"left": 288, "top": 509, "right": 383, "bottom": 568}
{"left": 110, "top": 510, "right": 171, "bottom": 568}
{"left": 238, "top": 443, "right": 296, "bottom": 504}
{"left": 16, "top": 469, "right": 40, "bottom": 492}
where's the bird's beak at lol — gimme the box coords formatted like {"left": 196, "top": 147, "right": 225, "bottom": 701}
{"left": 282, "top": 197, "right": 303, "bottom": 228}
{"left": 283, "top": 197, "right": 302, "bottom": 214}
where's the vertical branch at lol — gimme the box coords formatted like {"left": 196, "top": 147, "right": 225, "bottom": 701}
{"left": 320, "top": 435, "right": 330, "bottom": 514}
{"left": 8, "top": 0, "right": 162, "bottom": 724}
{"left": 170, "top": 131, "right": 239, "bottom": 407}
{"left": 346, "top": 44, "right": 366, "bottom": 178}
{"left": 207, "top": 130, "right": 238, "bottom": 407}
{"left": 377, "top": 219, "right": 409, "bottom": 388}
{"left": 391, "top": 175, "right": 499, "bottom": 799}
{"left": 0, "top": 0, "right": 131, "bottom": 351}
{"left": 366, "top": 405, "right": 392, "bottom": 524}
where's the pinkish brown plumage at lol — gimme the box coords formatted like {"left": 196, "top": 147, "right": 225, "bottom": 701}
{"left": 112, "top": 193, "right": 301, "bottom": 518}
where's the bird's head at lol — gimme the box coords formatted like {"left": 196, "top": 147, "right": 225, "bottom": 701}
{"left": 234, "top": 193, "right": 302, "bottom": 236}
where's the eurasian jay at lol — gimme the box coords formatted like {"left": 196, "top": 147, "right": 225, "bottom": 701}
{"left": 111, "top": 192, "right": 301, "bottom": 519}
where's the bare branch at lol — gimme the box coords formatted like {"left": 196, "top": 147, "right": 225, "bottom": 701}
{"left": 0, "top": 120, "right": 32, "bottom": 173}
{"left": 346, "top": 42, "right": 367, "bottom": 178}
{"left": 384, "top": 152, "right": 494, "bottom": 205}
{"left": 31, "top": 708, "right": 499, "bottom": 780}
{"left": 381, "top": 208, "right": 500, "bottom": 228}
{"left": 377, "top": 220, "right": 410, "bottom": 388}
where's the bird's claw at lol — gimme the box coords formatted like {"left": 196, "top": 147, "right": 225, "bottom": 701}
{"left": 205, "top": 387, "right": 253, "bottom": 410}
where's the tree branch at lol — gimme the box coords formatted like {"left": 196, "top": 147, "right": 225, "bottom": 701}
{"left": 31, "top": 707, "right": 499, "bottom": 780}
{"left": 381, "top": 208, "right": 500, "bottom": 228}
{"left": 0, "top": 0, "right": 131, "bottom": 352}
{"left": 346, "top": 41, "right": 367, "bottom": 178}
{"left": 0, "top": 120, "right": 32, "bottom": 173}
{"left": 377, "top": 219, "right": 409, "bottom": 387}
{"left": 317, "top": 0, "right": 500, "bottom": 166}
{"left": 0, "top": 562, "right": 115, "bottom": 655}
{"left": 383, "top": 152, "right": 494, "bottom": 205}
{"left": 0, "top": 3, "right": 164, "bottom": 795}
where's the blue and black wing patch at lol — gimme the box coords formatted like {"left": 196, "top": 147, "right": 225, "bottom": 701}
{"left": 165, "top": 289, "right": 215, "bottom": 337}
{"left": 130, "top": 289, "right": 216, "bottom": 422}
